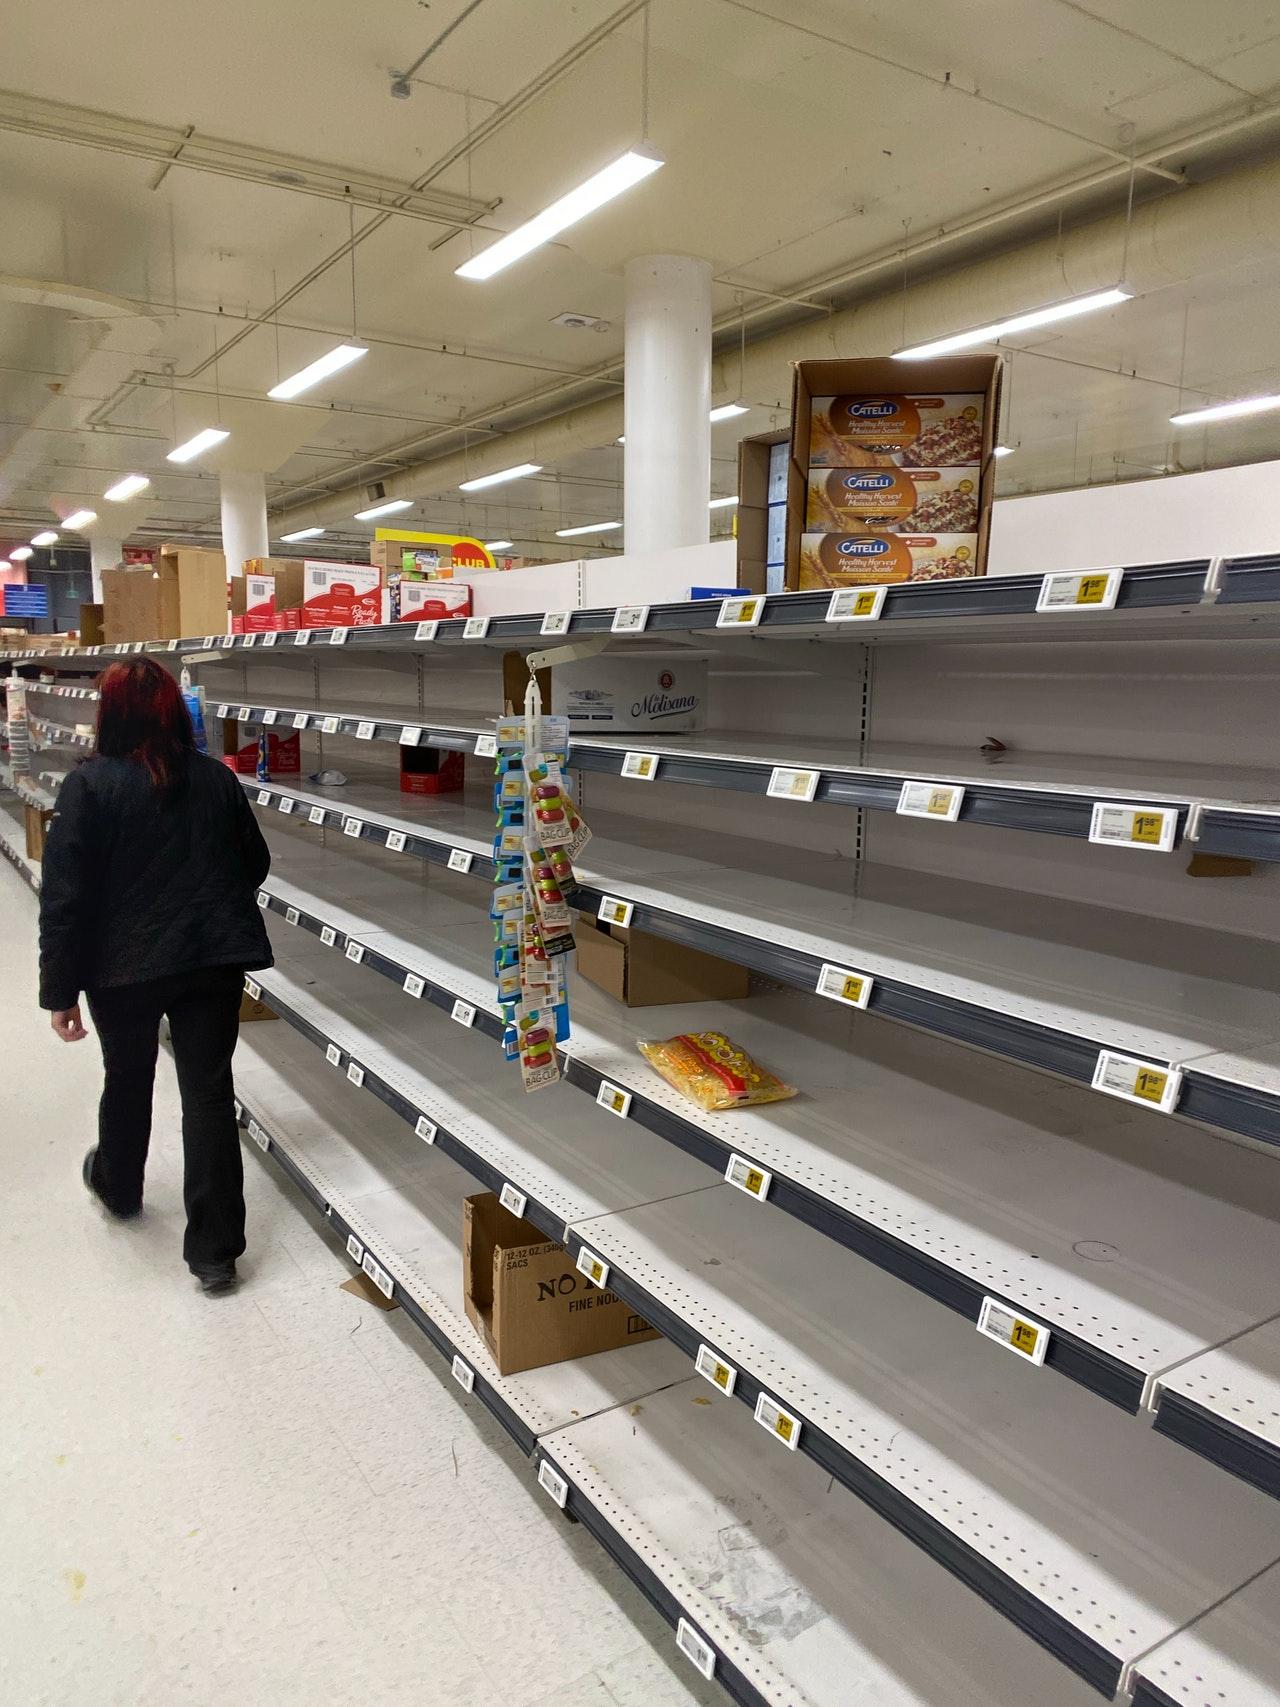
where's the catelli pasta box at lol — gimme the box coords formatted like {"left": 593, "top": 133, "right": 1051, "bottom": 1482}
{"left": 786, "top": 355, "right": 1002, "bottom": 590}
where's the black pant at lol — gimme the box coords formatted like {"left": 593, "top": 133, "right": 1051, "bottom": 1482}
{"left": 85, "top": 966, "right": 247, "bottom": 1272}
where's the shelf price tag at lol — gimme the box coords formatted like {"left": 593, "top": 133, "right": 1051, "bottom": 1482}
{"left": 256, "top": 891, "right": 269, "bottom": 908}
{"left": 346, "top": 1062, "right": 365, "bottom": 1087}
{"left": 343, "top": 817, "right": 363, "bottom": 838}
{"left": 415, "top": 1116, "right": 437, "bottom": 1145}
{"left": 815, "top": 963, "right": 874, "bottom": 1009}
{"left": 621, "top": 751, "right": 659, "bottom": 781}
{"left": 767, "top": 766, "right": 819, "bottom": 803}
{"left": 293, "top": 711, "right": 310, "bottom": 729}
{"left": 399, "top": 726, "right": 422, "bottom": 747}
{"left": 277, "top": 797, "right": 294, "bottom": 815}
{"left": 355, "top": 720, "right": 376, "bottom": 740}
{"left": 897, "top": 779, "right": 964, "bottom": 821}
{"left": 320, "top": 926, "right": 338, "bottom": 947}
{"left": 1037, "top": 568, "right": 1122, "bottom": 612}
{"left": 329, "top": 627, "right": 350, "bottom": 646}
{"left": 326, "top": 1043, "right": 342, "bottom": 1067}
{"left": 596, "top": 1081, "right": 632, "bottom": 1118}
{"left": 597, "top": 895, "right": 634, "bottom": 928}
{"left": 576, "top": 1246, "right": 610, "bottom": 1289}
{"left": 257, "top": 789, "right": 271, "bottom": 806}
{"left": 474, "top": 733, "right": 498, "bottom": 758}
{"left": 263, "top": 709, "right": 278, "bottom": 725}
{"left": 675, "top": 1619, "right": 717, "bottom": 1681}
{"left": 695, "top": 1344, "right": 738, "bottom": 1397}
{"left": 245, "top": 978, "right": 262, "bottom": 1001}
{"left": 754, "top": 1392, "right": 801, "bottom": 1450}
{"left": 725, "top": 1153, "right": 772, "bottom": 1200}
{"left": 361, "top": 1252, "right": 393, "bottom": 1298}
{"left": 285, "top": 907, "right": 300, "bottom": 926}
{"left": 463, "top": 616, "right": 491, "bottom": 639}
{"left": 320, "top": 716, "right": 340, "bottom": 735}
{"left": 1092, "top": 1049, "right": 1183, "bottom": 1114}
{"left": 243, "top": 634, "right": 257, "bottom": 648}
{"left": 294, "top": 629, "right": 311, "bottom": 646}
{"left": 977, "top": 1296, "right": 1050, "bottom": 1365}
{"left": 309, "top": 805, "right": 326, "bottom": 825}
{"left": 385, "top": 830, "right": 407, "bottom": 852}
{"left": 1088, "top": 802, "right": 1177, "bottom": 852}
{"left": 167, "top": 639, "right": 180, "bottom": 651}
{"left": 499, "top": 1182, "right": 527, "bottom": 1219}
{"left": 344, "top": 941, "right": 365, "bottom": 965}
{"left": 447, "top": 848, "right": 474, "bottom": 874}
{"left": 247, "top": 1121, "right": 268, "bottom": 1153}
{"left": 537, "top": 1459, "right": 569, "bottom": 1509}
{"left": 261, "top": 631, "right": 278, "bottom": 647}
{"left": 541, "top": 611, "right": 572, "bottom": 635}
{"left": 346, "top": 1233, "right": 363, "bottom": 1263}
{"left": 452, "top": 998, "right": 476, "bottom": 1028}
{"left": 217, "top": 703, "right": 230, "bottom": 720}
{"left": 414, "top": 620, "right": 438, "bottom": 642}
{"left": 612, "top": 604, "right": 650, "bottom": 633}
{"left": 826, "top": 585, "right": 887, "bottom": 622}
{"left": 717, "top": 594, "right": 764, "bottom": 629}
{"left": 403, "top": 972, "right": 425, "bottom": 999}
{"left": 220, "top": 635, "right": 235, "bottom": 650}
{"left": 451, "top": 1354, "right": 475, "bottom": 1394}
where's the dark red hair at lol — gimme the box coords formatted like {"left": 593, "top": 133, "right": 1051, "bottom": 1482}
{"left": 95, "top": 658, "right": 194, "bottom": 790}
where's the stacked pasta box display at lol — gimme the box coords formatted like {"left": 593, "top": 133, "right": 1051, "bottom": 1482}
{"left": 786, "top": 355, "right": 1002, "bottom": 590}
{"left": 490, "top": 713, "right": 591, "bottom": 1092}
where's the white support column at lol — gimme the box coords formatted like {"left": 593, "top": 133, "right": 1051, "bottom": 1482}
{"left": 89, "top": 534, "right": 123, "bottom": 604}
{"left": 219, "top": 470, "right": 269, "bottom": 575}
{"left": 623, "top": 255, "right": 712, "bottom": 554}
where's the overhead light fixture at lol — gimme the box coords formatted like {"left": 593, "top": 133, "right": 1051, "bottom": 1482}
{"left": 103, "top": 473, "right": 151, "bottom": 502}
{"left": 31, "top": 531, "right": 58, "bottom": 547}
{"left": 555, "top": 520, "right": 621, "bottom": 537}
{"left": 0, "top": 560, "right": 10, "bottom": 571}
{"left": 992, "top": 445, "right": 1015, "bottom": 458}
{"left": 167, "top": 427, "right": 230, "bottom": 463}
{"left": 709, "top": 403, "right": 749, "bottom": 422}
{"left": 484, "top": 539, "right": 514, "bottom": 551}
{"left": 63, "top": 509, "right": 97, "bottom": 530}
{"left": 280, "top": 527, "right": 326, "bottom": 542}
{"left": 708, "top": 495, "right": 739, "bottom": 509}
{"left": 1169, "top": 393, "right": 1280, "bottom": 427}
{"left": 353, "top": 498, "right": 413, "bottom": 521}
{"left": 456, "top": 147, "right": 663, "bottom": 281}
{"left": 11, "top": 545, "right": 33, "bottom": 561}
{"left": 268, "top": 343, "right": 368, "bottom": 401}
{"left": 893, "top": 286, "right": 1132, "bottom": 361}
{"left": 458, "top": 462, "right": 541, "bottom": 492}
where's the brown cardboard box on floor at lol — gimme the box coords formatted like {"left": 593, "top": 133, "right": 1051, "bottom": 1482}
{"left": 463, "top": 1193, "right": 659, "bottom": 1375}
{"left": 574, "top": 913, "right": 750, "bottom": 1007}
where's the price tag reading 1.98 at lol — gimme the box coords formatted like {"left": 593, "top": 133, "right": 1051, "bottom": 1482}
{"left": 1092, "top": 1049, "right": 1184, "bottom": 1114}
{"left": 725, "top": 1153, "right": 772, "bottom": 1200}
{"left": 826, "top": 586, "right": 887, "bottom": 622}
{"left": 694, "top": 1343, "right": 738, "bottom": 1396}
{"left": 717, "top": 594, "right": 764, "bottom": 629}
{"left": 815, "top": 962, "right": 874, "bottom": 1009}
{"left": 977, "top": 1296, "right": 1050, "bottom": 1365}
{"left": 597, "top": 895, "right": 634, "bottom": 928}
{"left": 1036, "top": 568, "right": 1122, "bottom": 612}
{"left": 1088, "top": 802, "right": 1177, "bottom": 852}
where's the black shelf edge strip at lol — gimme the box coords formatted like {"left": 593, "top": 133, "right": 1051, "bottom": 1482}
{"left": 1196, "top": 810, "right": 1280, "bottom": 863}
{"left": 1152, "top": 1390, "right": 1280, "bottom": 1501}
{"left": 1129, "top": 1677, "right": 1182, "bottom": 1707}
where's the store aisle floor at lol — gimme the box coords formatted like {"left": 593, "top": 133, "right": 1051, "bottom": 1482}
{"left": 0, "top": 864, "right": 718, "bottom": 1707}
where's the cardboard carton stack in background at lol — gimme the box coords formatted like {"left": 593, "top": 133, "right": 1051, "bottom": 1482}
{"left": 102, "top": 547, "right": 227, "bottom": 643}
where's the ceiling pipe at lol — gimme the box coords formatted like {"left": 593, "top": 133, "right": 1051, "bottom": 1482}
{"left": 270, "top": 146, "right": 1280, "bottom": 533}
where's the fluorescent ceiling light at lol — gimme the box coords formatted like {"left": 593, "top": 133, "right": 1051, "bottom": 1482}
{"left": 0, "top": 560, "right": 9, "bottom": 570}
{"left": 484, "top": 539, "right": 514, "bottom": 550}
{"left": 353, "top": 498, "right": 413, "bottom": 521}
{"left": 63, "top": 509, "right": 97, "bottom": 530}
{"left": 268, "top": 343, "right": 367, "bottom": 401}
{"left": 555, "top": 520, "right": 621, "bottom": 537}
{"left": 456, "top": 148, "right": 663, "bottom": 281}
{"left": 11, "top": 545, "right": 33, "bottom": 560}
{"left": 167, "top": 427, "right": 230, "bottom": 463}
{"left": 1169, "top": 393, "right": 1280, "bottom": 427}
{"left": 992, "top": 445, "right": 1015, "bottom": 458}
{"left": 31, "top": 531, "right": 58, "bottom": 547}
{"left": 894, "top": 287, "right": 1132, "bottom": 360}
{"left": 458, "top": 462, "right": 541, "bottom": 492}
{"left": 708, "top": 495, "right": 739, "bottom": 509}
{"left": 280, "top": 527, "right": 325, "bottom": 542}
{"left": 103, "top": 473, "right": 150, "bottom": 502}
{"left": 708, "top": 402, "right": 749, "bottom": 422}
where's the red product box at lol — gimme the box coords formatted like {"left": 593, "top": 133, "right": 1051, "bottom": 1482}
{"left": 300, "top": 561, "right": 384, "bottom": 628}
{"left": 222, "top": 726, "right": 302, "bottom": 775}
{"left": 397, "top": 581, "right": 471, "bottom": 622}
{"left": 400, "top": 747, "right": 464, "bottom": 795}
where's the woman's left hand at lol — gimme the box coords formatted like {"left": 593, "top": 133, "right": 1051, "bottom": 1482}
{"left": 51, "top": 1006, "right": 87, "bottom": 1043}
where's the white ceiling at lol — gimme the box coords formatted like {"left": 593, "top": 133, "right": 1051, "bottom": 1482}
{"left": 4, "top": 0, "right": 1280, "bottom": 558}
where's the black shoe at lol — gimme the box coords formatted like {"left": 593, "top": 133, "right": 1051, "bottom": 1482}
{"left": 82, "top": 1149, "right": 141, "bottom": 1221}
{"left": 192, "top": 1263, "right": 238, "bottom": 1295}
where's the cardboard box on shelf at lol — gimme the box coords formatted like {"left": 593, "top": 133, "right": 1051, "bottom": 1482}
{"left": 79, "top": 603, "right": 104, "bottom": 648}
{"left": 787, "top": 355, "right": 1002, "bottom": 591}
{"left": 370, "top": 539, "right": 454, "bottom": 574}
{"left": 400, "top": 745, "right": 464, "bottom": 795}
{"left": 24, "top": 802, "right": 53, "bottom": 862}
{"left": 230, "top": 572, "right": 277, "bottom": 634}
{"left": 463, "top": 1193, "right": 659, "bottom": 1376}
{"left": 101, "top": 564, "right": 176, "bottom": 644}
{"left": 501, "top": 648, "right": 707, "bottom": 734}
{"left": 805, "top": 466, "right": 980, "bottom": 534}
{"left": 396, "top": 580, "right": 470, "bottom": 622}
{"left": 575, "top": 914, "right": 751, "bottom": 1007}
{"left": 299, "top": 561, "right": 384, "bottom": 628}
{"left": 736, "top": 429, "right": 788, "bottom": 596}
{"left": 156, "top": 545, "right": 228, "bottom": 638}
{"left": 221, "top": 718, "right": 301, "bottom": 775}
{"left": 798, "top": 531, "right": 980, "bottom": 587}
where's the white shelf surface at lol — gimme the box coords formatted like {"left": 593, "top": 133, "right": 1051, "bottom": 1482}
{"left": 1132, "top": 1558, "right": 1280, "bottom": 1707}
{"left": 254, "top": 918, "right": 1280, "bottom": 1691}
{"left": 1154, "top": 1317, "right": 1280, "bottom": 1464}
{"left": 542, "top": 1379, "right": 1100, "bottom": 1707}
{"left": 259, "top": 822, "right": 1280, "bottom": 1408}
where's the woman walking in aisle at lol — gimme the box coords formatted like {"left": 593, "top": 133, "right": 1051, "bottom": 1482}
{"left": 38, "top": 657, "right": 272, "bottom": 1294}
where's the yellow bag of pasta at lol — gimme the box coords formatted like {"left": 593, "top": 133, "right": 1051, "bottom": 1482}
{"left": 637, "top": 1031, "right": 796, "bottom": 1112}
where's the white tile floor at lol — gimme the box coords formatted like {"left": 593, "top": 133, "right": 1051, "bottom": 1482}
{"left": 0, "top": 862, "right": 719, "bottom": 1707}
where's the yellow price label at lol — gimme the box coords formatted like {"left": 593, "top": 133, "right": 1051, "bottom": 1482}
{"left": 927, "top": 789, "right": 953, "bottom": 815}
{"left": 712, "top": 1364, "right": 732, "bottom": 1389}
{"left": 774, "top": 1414, "right": 794, "bottom": 1442}
{"left": 842, "top": 975, "right": 865, "bottom": 1003}
{"left": 853, "top": 590, "right": 878, "bottom": 614}
{"left": 1130, "top": 813, "right": 1163, "bottom": 845}
{"left": 1076, "top": 575, "right": 1110, "bottom": 604}
{"left": 1010, "top": 1319, "right": 1040, "bottom": 1356}
{"left": 1133, "top": 1067, "right": 1168, "bottom": 1103}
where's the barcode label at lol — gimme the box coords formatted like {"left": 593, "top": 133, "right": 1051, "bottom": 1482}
{"left": 576, "top": 1247, "right": 609, "bottom": 1289}
{"left": 344, "top": 941, "right": 365, "bottom": 964}
{"left": 277, "top": 797, "right": 294, "bottom": 815}
{"left": 612, "top": 604, "right": 650, "bottom": 633}
{"left": 897, "top": 779, "right": 964, "bottom": 821}
{"left": 285, "top": 907, "right": 300, "bottom": 925}
{"left": 237, "top": 707, "right": 250, "bottom": 721}
{"left": 1092, "top": 1050, "right": 1183, "bottom": 1114}
{"left": 826, "top": 586, "right": 886, "bottom": 622}
{"left": 343, "top": 817, "right": 363, "bottom": 838}
{"left": 596, "top": 1081, "right": 632, "bottom": 1118}
{"left": 695, "top": 1344, "right": 738, "bottom": 1396}
{"left": 243, "top": 634, "right": 257, "bottom": 648}
{"left": 499, "top": 1182, "right": 527, "bottom": 1219}
{"left": 1088, "top": 802, "right": 1177, "bottom": 852}
{"left": 261, "top": 631, "right": 278, "bottom": 647}
{"left": 474, "top": 734, "right": 497, "bottom": 758}
{"left": 1037, "top": 568, "right": 1122, "bottom": 612}
{"left": 386, "top": 830, "right": 407, "bottom": 852}
{"left": 451, "top": 1354, "right": 475, "bottom": 1393}
{"left": 415, "top": 1116, "right": 437, "bottom": 1144}
{"left": 403, "top": 973, "right": 425, "bottom": 999}
{"left": 346, "top": 1062, "right": 364, "bottom": 1087}
{"left": 257, "top": 789, "right": 271, "bottom": 805}
{"left": 621, "top": 751, "right": 659, "bottom": 781}
{"left": 754, "top": 1392, "right": 801, "bottom": 1450}
{"left": 263, "top": 709, "right": 278, "bottom": 724}
{"left": 294, "top": 629, "right": 311, "bottom": 646}
{"left": 293, "top": 712, "right": 310, "bottom": 729}
{"left": 463, "top": 616, "right": 490, "bottom": 638}
{"left": 717, "top": 595, "right": 764, "bottom": 629}
{"left": 414, "top": 621, "right": 438, "bottom": 642}
{"left": 676, "top": 1618, "right": 716, "bottom": 1681}
{"left": 597, "top": 895, "right": 634, "bottom": 928}
{"left": 767, "top": 766, "right": 819, "bottom": 803}
{"left": 356, "top": 720, "right": 376, "bottom": 740}
{"left": 725, "top": 1154, "right": 772, "bottom": 1200}
{"left": 346, "top": 1233, "right": 363, "bottom": 1263}
{"left": 451, "top": 999, "right": 476, "bottom": 1027}
{"left": 248, "top": 1120, "right": 269, "bottom": 1153}
{"left": 326, "top": 1043, "right": 342, "bottom": 1066}
{"left": 538, "top": 1459, "right": 568, "bottom": 1508}
{"left": 541, "top": 611, "right": 572, "bottom": 635}
{"left": 977, "top": 1296, "right": 1049, "bottom": 1365}
{"left": 399, "top": 726, "right": 422, "bottom": 746}
{"left": 217, "top": 704, "right": 230, "bottom": 719}
{"left": 815, "top": 963, "right": 873, "bottom": 1009}
{"left": 220, "top": 636, "right": 235, "bottom": 650}
{"left": 361, "top": 1252, "right": 393, "bottom": 1298}
{"left": 329, "top": 627, "right": 349, "bottom": 646}
{"left": 309, "top": 805, "right": 326, "bottom": 825}
{"left": 447, "top": 848, "right": 473, "bottom": 874}
{"left": 320, "top": 926, "right": 337, "bottom": 947}
{"left": 321, "top": 716, "right": 340, "bottom": 734}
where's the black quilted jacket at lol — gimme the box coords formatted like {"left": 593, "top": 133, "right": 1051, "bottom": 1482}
{"left": 38, "top": 751, "right": 273, "bottom": 1011}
